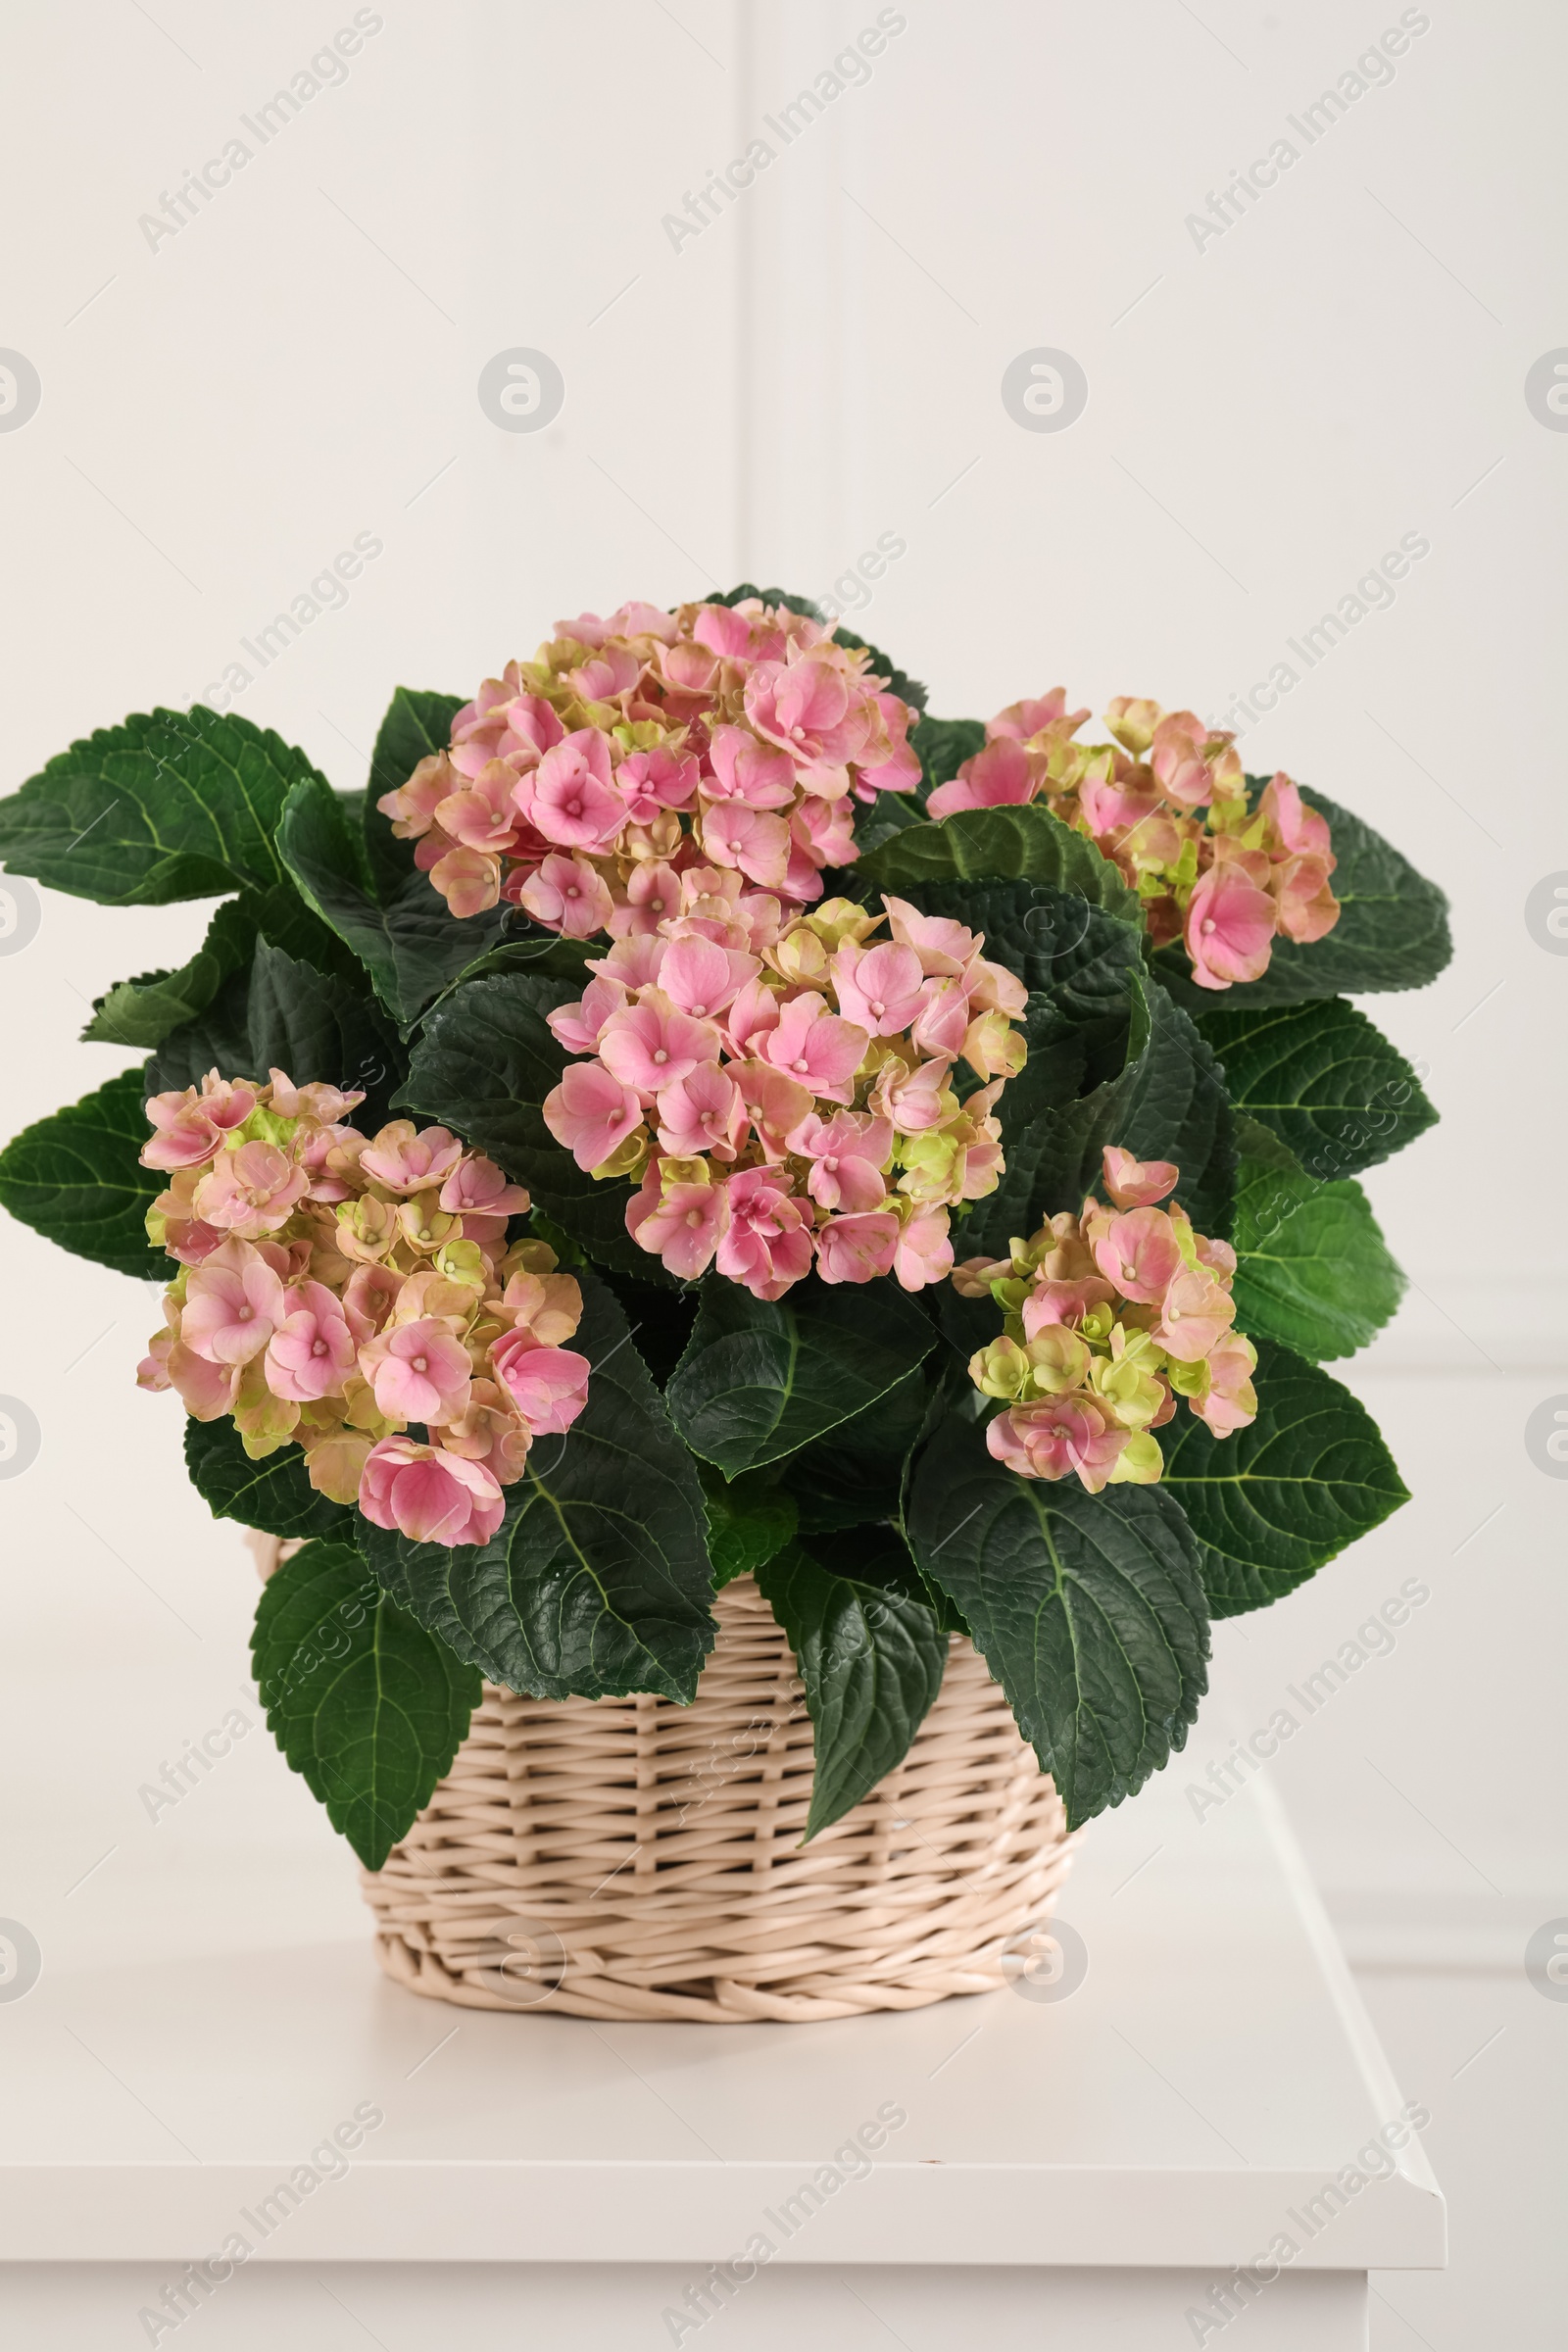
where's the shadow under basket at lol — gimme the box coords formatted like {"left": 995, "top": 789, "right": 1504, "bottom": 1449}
{"left": 359, "top": 1575, "right": 1076, "bottom": 2024}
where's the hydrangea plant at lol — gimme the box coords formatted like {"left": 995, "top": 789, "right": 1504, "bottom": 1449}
{"left": 0, "top": 586, "right": 1451, "bottom": 1866}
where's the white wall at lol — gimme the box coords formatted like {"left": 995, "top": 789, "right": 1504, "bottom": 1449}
{"left": 1, "top": 10, "right": 1563, "bottom": 2342}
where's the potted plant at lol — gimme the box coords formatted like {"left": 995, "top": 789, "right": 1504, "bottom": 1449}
{"left": 0, "top": 587, "right": 1448, "bottom": 2021}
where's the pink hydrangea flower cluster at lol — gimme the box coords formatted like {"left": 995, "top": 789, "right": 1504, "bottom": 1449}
{"left": 928, "top": 692, "right": 1340, "bottom": 991}
{"left": 955, "top": 1147, "right": 1258, "bottom": 1494}
{"left": 540, "top": 892, "right": 1030, "bottom": 1298}
{"left": 134, "top": 1069, "right": 590, "bottom": 1546}
{"left": 376, "top": 596, "right": 921, "bottom": 933}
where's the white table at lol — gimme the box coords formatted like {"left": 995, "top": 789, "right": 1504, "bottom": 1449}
{"left": 0, "top": 1768, "right": 1444, "bottom": 2349}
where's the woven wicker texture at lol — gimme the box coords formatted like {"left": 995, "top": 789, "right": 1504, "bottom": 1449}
{"left": 354, "top": 1574, "right": 1074, "bottom": 2023}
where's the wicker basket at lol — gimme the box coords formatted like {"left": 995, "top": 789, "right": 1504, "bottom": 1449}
{"left": 357, "top": 1574, "right": 1075, "bottom": 2023}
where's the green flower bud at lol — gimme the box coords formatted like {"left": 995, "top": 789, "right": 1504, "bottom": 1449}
{"left": 1109, "top": 1432, "right": 1164, "bottom": 1485}
{"left": 593, "top": 1130, "right": 651, "bottom": 1181}
{"left": 433, "top": 1238, "right": 489, "bottom": 1292}
{"left": 1024, "top": 1327, "right": 1091, "bottom": 1395}
{"left": 1089, "top": 1351, "right": 1165, "bottom": 1430}
{"left": 969, "top": 1337, "right": 1032, "bottom": 1401}
{"left": 235, "top": 1104, "right": 296, "bottom": 1150}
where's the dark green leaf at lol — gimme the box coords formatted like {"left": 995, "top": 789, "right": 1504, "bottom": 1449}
{"left": 913, "top": 877, "right": 1142, "bottom": 1101}
{"left": 1229, "top": 1110, "right": 1298, "bottom": 1174}
{"left": 86, "top": 969, "right": 179, "bottom": 1047}
{"left": 1153, "top": 788, "right": 1452, "bottom": 1006}
{"left": 906, "top": 1407, "right": 1209, "bottom": 1828}
{"left": 359, "top": 1272, "right": 715, "bottom": 1700}
{"left": 796, "top": 1520, "right": 923, "bottom": 1592}
{"left": 365, "top": 682, "right": 462, "bottom": 826}
{"left": 880, "top": 877, "right": 1141, "bottom": 1259}
{"left": 82, "top": 899, "right": 257, "bottom": 1051}
{"left": 855, "top": 800, "right": 1143, "bottom": 926}
{"left": 90, "top": 884, "right": 370, "bottom": 1060}
{"left": 915, "top": 878, "right": 1234, "bottom": 1250}
{"left": 849, "top": 793, "right": 924, "bottom": 857}
{"left": 245, "top": 940, "right": 403, "bottom": 1129}
{"left": 277, "top": 773, "right": 506, "bottom": 1031}
{"left": 1197, "top": 997, "right": 1436, "bottom": 1180}
{"left": 915, "top": 1573, "right": 973, "bottom": 1638}
{"left": 184, "top": 1414, "right": 353, "bottom": 1541}
{"left": 1231, "top": 1155, "right": 1405, "bottom": 1359}
{"left": 425, "top": 923, "right": 596, "bottom": 1006}
{"left": 981, "top": 971, "right": 1235, "bottom": 1249}
{"left": 781, "top": 1365, "right": 930, "bottom": 1533}
{"left": 363, "top": 686, "right": 464, "bottom": 900}
{"left": 595, "top": 1266, "right": 700, "bottom": 1386}
{"left": 800, "top": 1518, "right": 969, "bottom": 1631}
{"left": 1116, "top": 972, "right": 1237, "bottom": 1239}
{"left": 134, "top": 894, "right": 402, "bottom": 1106}
{"left": 0, "top": 707, "right": 318, "bottom": 905}
{"left": 395, "top": 968, "right": 665, "bottom": 1280}
{"left": 912, "top": 713, "right": 987, "bottom": 804}
{"left": 252, "top": 1539, "right": 480, "bottom": 1869}
{"left": 142, "top": 971, "right": 255, "bottom": 1097}
{"left": 844, "top": 711, "right": 983, "bottom": 856}
{"left": 922, "top": 1279, "right": 1004, "bottom": 1370}
{"left": 959, "top": 1006, "right": 1148, "bottom": 1258}
{"left": 666, "top": 1274, "right": 937, "bottom": 1477}
{"left": 700, "top": 1463, "right": 799, "bottom": 1585}
{"left": 757, "top": 1538, "right": 948, "bottom": 1838}
{"left": 246, "top": 879, "right": 373, "bottom": 983}
{"left": 1159, "top": 1339, "right": 1409, "bottom": 1618}
{"left": 0, "top": 1066, "right": 165, "bottom": 1277}
{"left": 705, "top": 582, "right": 825, "bottom": 621}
